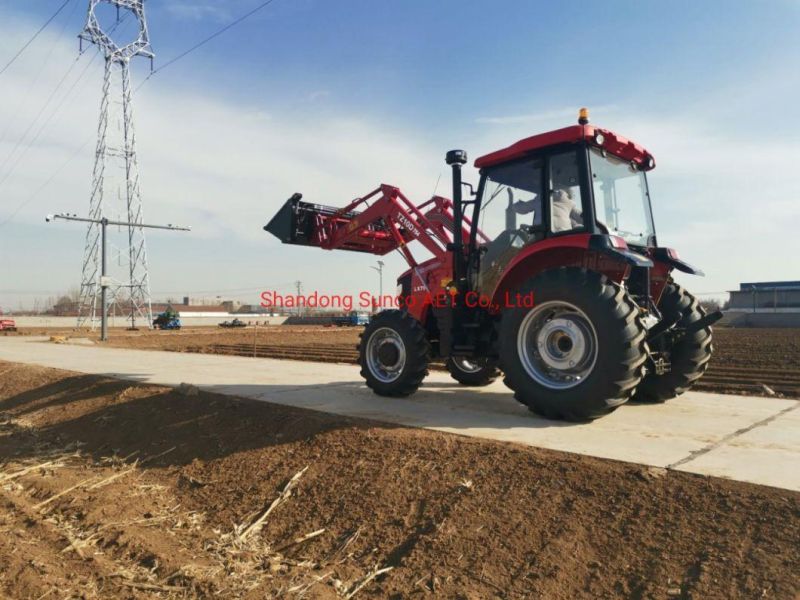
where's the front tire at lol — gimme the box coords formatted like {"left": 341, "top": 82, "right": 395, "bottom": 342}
{"left": 634, "top": 281, "right": 713, "bottom": 403}
{"left": 445, "top": 357, "right": 500, "bottom": 387}
{"left": 359, "top": 310, "right": 430, "bottom": 397}
{"left": 500, "top": 268, "right": 647, "bottom": 421}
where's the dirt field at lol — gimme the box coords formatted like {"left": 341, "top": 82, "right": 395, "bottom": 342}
{"left": 15, "top": 325, "right": 794, "bottom": 398}
{"left": 0, "top": 360, "right": 798, "bottom": 599}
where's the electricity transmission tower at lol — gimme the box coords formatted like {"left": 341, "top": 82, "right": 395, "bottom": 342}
{"left": 76, "top": 0, "right": 155, "bottom": 330}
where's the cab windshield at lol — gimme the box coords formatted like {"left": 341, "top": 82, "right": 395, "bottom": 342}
{"left": 590, "top": 147, "right": 655, "bottom": 247}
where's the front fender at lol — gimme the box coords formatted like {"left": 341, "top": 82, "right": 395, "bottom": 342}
{"left": 652, "top": 247, "right": 704, "bottom": 276}
{"left": 588, "top": 235, "right": 654, "bottom": 268}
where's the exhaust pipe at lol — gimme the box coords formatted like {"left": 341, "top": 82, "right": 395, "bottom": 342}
{"left": 446, "top": 149, "right": 468, "bottom": 288}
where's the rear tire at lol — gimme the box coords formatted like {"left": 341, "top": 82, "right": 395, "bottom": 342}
{"left": 634, "top": 281, "right": 713, "bottom": 403}
{"left": 499, "top": 267, "right": 647, "bottom": 421}
{"left": 359, "top": 310, "right": 430, "bottom": 397}
{"left": 445, "top": 357, "right": 500, "bottom": 387}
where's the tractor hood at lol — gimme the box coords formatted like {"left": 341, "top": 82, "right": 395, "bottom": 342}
{"left": 474, "top": 124, "right": 655, "bottom": 171}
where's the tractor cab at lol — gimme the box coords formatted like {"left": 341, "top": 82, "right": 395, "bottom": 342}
{"left": 469, "top": 109, "right": 658, "bottom": 298}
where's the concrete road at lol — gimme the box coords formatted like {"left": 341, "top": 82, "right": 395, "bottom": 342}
{"left": 1, "top": 336, "right": 798, "bottom": 492}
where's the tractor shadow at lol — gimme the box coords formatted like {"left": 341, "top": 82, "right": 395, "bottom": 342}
{"left": 0, "top": 369, "right": 576, "bottom": 470}
{"left": 0, "top": 373, "right": 386, "bottom": 469}
{"left": 197, "top": 377, "right": 581, "bottom": 433}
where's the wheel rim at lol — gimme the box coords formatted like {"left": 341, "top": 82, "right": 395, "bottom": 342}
{"left": 366, "top": 327, "right": 407, "bottom": 383}
{"left": 517, "top": 300, "right": 598, "bottom": 390}
{"left": 452, "top": 357, "right": 483, "bottom": 373}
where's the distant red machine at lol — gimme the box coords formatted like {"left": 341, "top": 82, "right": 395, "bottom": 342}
{"left": 0, "top": 309, "right": 17, "bottom": 332}
{"left": 265, "top": 109, "right": 721, "bottom": 421}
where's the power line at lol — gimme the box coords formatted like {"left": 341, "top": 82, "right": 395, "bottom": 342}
{"left": 0, "top": 50, "right": 88, "bottom": 181}
{"left": 0, "top": 0, "right": 74, "bottom": 78}
{"left": 0, "top": 12, "right": 136, "bottom": 228}
{"left": 0, "top": 10, "right": 128, "bottom": 188}
{"left": 0, "top": 135, "right": 92, "bottom": 228}
{"left": 137, "top": 0, "right": 279, "bottom": 90}
{"left": 2, "top": 0, "right": 281, "bottom": 226}
{"left": 0, "top": 9, "right": 130, "bottom": 184}
{"left": 0, "top": 0, "right": 80, "bottom": 144}
{"left": 0, "top": 48, "right": 99, "bottom": 192}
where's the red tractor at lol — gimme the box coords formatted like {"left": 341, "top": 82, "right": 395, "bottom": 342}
{"left": 0, "top": 309, "right": 17, "bottom": 332}
{"left": 265, "top": 109, "right": 720, "bottom": 421}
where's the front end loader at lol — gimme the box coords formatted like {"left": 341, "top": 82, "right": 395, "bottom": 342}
{"left": 264, "top": 109, "right": 722, "bottom": 421}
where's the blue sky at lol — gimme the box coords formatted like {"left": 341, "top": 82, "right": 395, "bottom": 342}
{"left": 1, "top": 0, "right": 799, "bottom": 310}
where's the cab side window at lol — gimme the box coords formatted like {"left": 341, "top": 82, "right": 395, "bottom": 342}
{"left": 478, "top": 157, "right": 544, "bottom": 241}
{"left": 549, "top": 152, "right": 584, "bottom": 233}
{"left": 476, "top": 157, "right": 544, "bottom": 294}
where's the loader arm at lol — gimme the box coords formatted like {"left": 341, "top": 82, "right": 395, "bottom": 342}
{"left": 265, "top": 184, "right": 486, "bottom": 270}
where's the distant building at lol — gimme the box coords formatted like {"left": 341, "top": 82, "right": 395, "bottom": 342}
{"left": 152, "top": 303, "right": 229, "bottom": 315}
{"left": 728, "top": 281, "right": 800, "bottom": 312}
{"left": 182, "top": 296, "right": 209, "bottom": 306}
{"left": 234, "top": 304, "right": 276, "bottom": 315}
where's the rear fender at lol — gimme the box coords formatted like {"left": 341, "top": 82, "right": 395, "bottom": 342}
{"left": 647, "top": 248, "right": 703, "bottom": 306}
{"left": 490, "top": 233, "right": 636, "bottom": 309}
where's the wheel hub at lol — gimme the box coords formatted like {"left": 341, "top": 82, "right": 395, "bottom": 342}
{"left": 377, "top": 340, "right": 401, "bottom": 368}
{"left": 536, "top": 317, "right": 589, "bottom": 370}
{"left": 365, "top": 327, "right": 407, "bottom": 383}
{"left": 517, "top": 302, "right": 599, "bottom": 390}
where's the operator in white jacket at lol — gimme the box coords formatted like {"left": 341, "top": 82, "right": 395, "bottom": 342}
{"left": 551, "top": 189, "right": 583, "bottom": 232}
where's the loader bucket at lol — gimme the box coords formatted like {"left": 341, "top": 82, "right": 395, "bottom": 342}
{"left": 265, "top": 193, "right": 363, "bottom": 248}
{"left": 264, "top": 192, "right": 303, "bottom": 244}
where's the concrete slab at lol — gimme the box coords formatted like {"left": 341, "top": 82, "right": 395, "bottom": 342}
{"left": 1, "top": 336, "right": 798, "bottom": 492}
{"left": 673, "top": 402, "right": 800, "bottom": 488}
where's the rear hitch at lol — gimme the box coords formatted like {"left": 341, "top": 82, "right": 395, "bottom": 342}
{"left": 684, "top": 309, "right": 723, "bottom": 334}
{"left": 646, "top": 309, "right": 683, "bottom": 341}
{"left": 648, "top": 308, "right": 723, "bottom": 350}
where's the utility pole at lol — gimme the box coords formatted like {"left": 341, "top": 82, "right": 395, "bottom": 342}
{"left": 370, "top": 260, "right": 385, "bottom": 301}
{"left": 47, "top": 213, "right": 190, "bottom": 341}
{"left": 77, "top": 1, "right": 156, "bottom": 331}
{"left": 294, "top": 280, "right": 303, "bottom": 316}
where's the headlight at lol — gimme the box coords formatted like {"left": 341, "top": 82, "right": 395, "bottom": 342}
{"left": 594, "top": 132, "right": 605, "bottom": 146}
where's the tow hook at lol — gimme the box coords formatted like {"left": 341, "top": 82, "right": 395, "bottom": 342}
{"left": 647, "top": 354, "right": 671, "bottom": 376}
{"left": 684, "top": 310, "right": 723, "bottom": 334}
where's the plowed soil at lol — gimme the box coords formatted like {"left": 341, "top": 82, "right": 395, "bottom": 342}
{"left": 0, "top": 360, "right": 798, "bottom": 599}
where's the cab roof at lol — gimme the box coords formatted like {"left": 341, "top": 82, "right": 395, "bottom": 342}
{"left": 473, "top": 124, "right": 654, "bottom": 170}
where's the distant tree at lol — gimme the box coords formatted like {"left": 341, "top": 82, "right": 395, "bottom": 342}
{"left": 52, "top": 295, "right": 74, "bottom": 316}
{"left": 48, "top": 288, "right": 82, "bottom": 316}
